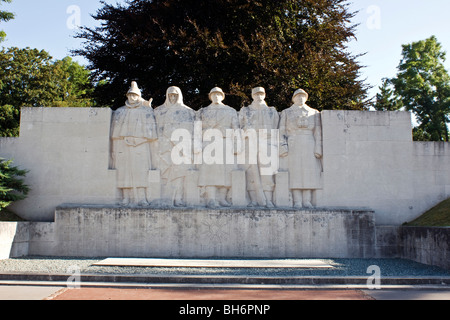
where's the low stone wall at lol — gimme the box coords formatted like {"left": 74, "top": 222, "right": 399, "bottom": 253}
{"left": 0, "top": 222, "right": 29, "bottom": 259}
{"left": 375, "top": 226, "right": 400, "bottom": 258}
{"left": 1, "top": 206, "right": 377, "bottom": 259}
{"left": 2, "top": 215, "right": 448, "bottom": 268}
{"left": 374, "top": 226, "right": 449, "bottom": 270}
{"left": 400, "top": 227, "right": 449, "bottom": 270}
{"left": 48, "top": 206, "right": 376, "bottom": 258}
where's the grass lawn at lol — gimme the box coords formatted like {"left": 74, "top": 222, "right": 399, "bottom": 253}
{"left": 405, "top": 197, "right": 450, "bottom": 227}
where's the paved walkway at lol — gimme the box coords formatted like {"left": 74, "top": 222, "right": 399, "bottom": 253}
{"left": 49, "top": 288, "right": 374, "bottom": 300}
{"left": 1, "top": 284, "right": 450, "bottom": 300}
{"left": 1, "top": 257, "right": 449, "bottom": 300}
{"left": 0, "top": 285, "right": 64, "bottom": 300}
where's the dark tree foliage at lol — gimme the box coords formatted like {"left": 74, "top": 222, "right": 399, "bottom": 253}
{"left": 0, "top": 158, "right": 29, "bottom": 212}
{"left": 373, "top": 78, "right": 403, "bottom": 111}
{"left": 75, "top": 0, "right": 369, "bottom": 111}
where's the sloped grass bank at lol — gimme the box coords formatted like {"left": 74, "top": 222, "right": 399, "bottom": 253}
{"left": 406, "top": 198, "right": 450, "bottom": 227}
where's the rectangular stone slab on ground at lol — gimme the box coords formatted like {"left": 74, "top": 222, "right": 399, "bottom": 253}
{"left": 92, "top": 258, "right": 335, "bottom": 269}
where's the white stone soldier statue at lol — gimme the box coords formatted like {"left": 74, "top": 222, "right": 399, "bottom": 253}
{"left": 239, "top": 87, "right": 279, "bottom": 208}
{"left": 279, "top": 89, "right": 323, "bottom": 208}
{"left": 154, "top": 86, "right": 196, "bottom": 207}
{"left": 111, "top": 81, "right": 157, "bottom": 206}
{"left": 197, "top": 87, "right": 241, "bottom": 208}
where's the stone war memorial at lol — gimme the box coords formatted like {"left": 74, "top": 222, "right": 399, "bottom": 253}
{"left": 1, "top": 81, "right": 449, "bottom": 260}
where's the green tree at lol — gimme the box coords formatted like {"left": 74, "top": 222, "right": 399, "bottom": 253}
{"left": 373, "top": 78, "right": 403, "bottom": 111}
{"left": 75, "top": 0, "right": 369, "bottom": 111}
{"left": 0, "top": 158, "right": 29, "bottom": 214}
{"left": 0, "top": 105, "right": 19, "bottom": 137}
{"left": 50, "top": 57, "right": 95, "bottom": 108}
{"left": 391, "top": 36, "right": 450, "bottom": 141}
{"left": 0, "top": 0, "right": 14, "bottom": 43}
{"left": 0, "top": 47, "right": 95, "bottom": 137}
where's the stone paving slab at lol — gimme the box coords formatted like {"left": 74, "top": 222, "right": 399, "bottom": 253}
{"left": 0, "top": 285, "right": 64, "bottom": 300}
{"left": 363, "top": 289, "right": 450, "bottom": 301}
{"left": 93, "top": 258, "right": 335, "bottom": 269}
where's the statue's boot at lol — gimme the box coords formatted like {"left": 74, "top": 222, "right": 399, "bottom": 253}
{"left": 302, "top": 190, "right": 314, "bottom": 208}
{"left": 264, "top": 191, "right": 275, "bottom": 208}
{"left": 292, "top": 190, "right": 303, "bottom": 209}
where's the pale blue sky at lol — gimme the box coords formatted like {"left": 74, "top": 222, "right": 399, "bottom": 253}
{"left": 347, "top": 0, "right": 450, "bottom": 98}
{"left": 1, "top": 0, "right": 450, "bottom": 100}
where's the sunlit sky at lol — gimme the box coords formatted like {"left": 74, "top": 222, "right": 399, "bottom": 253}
{"left": 2, "top": 0, "right": 450, "bottom": 99}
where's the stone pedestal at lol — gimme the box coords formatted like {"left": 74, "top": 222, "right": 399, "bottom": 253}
{"left": 49, "top": 205, "right": 376, "bottom": 258}
{"left": 274, "top": 172, "right": 291, "bottom": 207}
{"left": 185, "top": 169, "right": 200, "bottom": 206}
{"left": 231, "top": 170, "right": 247, "bottom": 206}
{"left": 148, "top": 170, "right": 161, "bottom": 201}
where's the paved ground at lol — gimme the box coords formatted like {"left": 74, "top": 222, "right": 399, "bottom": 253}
{"left": 362, "top": 289, "right": 450, "bottom": 300}
{"left": 49, "top": 288, "right": 374, "bottom": 300}
{"left": 1, "top": 285, "right": 449, "bottom": 300}
{"left": 0, "top": 285, "right": 64, "bottom": 300}
{"left": 1, "top": 257, "right": 449, "bottom": 301}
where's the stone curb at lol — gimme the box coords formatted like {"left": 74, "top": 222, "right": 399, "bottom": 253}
{"left": 0, "top": 273, "right": 449, "bottom": 286}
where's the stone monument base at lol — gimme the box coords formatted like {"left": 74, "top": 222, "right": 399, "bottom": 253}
{"left": 46, "top": 205, "right": 375, "bottom": 258}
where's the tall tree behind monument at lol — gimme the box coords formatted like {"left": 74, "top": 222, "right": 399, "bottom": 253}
{"left": 373, "top": 78, "right": 403, "bottom": 112}
{"left": 391, "top": 36, "right": 450, "bottom": 142}
{"left": 0, "top": 48, "right": 95, "bottom": 137}
{"left": 75, "top": 0, "right": 369, "bottom": 111}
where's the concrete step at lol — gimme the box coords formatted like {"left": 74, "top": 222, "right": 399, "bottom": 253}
{"left": 0, "top": 272, "right": 449, "bottom": 287}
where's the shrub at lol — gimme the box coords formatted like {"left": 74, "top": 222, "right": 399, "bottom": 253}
{"left": 0, "top": 158, "right": 29, "bottom": 212}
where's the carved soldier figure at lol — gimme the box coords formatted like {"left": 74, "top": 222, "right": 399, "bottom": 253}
{"left": 154, "top": 86, "right": 196, "bottom": 207}
{"left": 111, "top": 81, "right": 157, "bottom": 206}
{"left": 239, "top": 87, "right": 279, "bottom": 208}
{"left": 279, "top": 89, "right": 323, "bottom": 208}
{"left": 197, "top": 87, "right": 241, "bottom": 208}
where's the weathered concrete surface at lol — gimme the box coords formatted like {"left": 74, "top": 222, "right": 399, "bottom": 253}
{"left": 400, "top": 227, "right": 449, "bottom": 270}
{"left": 0, "top": 108, "right": 116, "bottom": 222}
{"left": 0, "top": 222, "right": 29, "bottom": 259}
{"left": 1, "top": 108, "right": 449, "bottom": 225}
{"left": 25, "top": 205, "right": 375, "bottom": 259}
{"left": 320, "top": 110, "right": 450, "bottom": 225}
{"left": 3, "top": 218, "right": 448, "bottom": 268}
{"left": 375, "top": 226, "right": 401, "bottom": 258}
{"left": 374, "top": 226, "right": 449, "bottom": 270}
{"left": 2, "top": 206, "right": 377, "bottom": 259}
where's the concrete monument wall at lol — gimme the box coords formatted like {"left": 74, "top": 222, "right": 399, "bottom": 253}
{"left": 320, "top": 110, "right": 450, "bottom": 225}
{"left": 3, "top": 221, "right": 448, "bottom": 266}
{"left": 0, "top": 222, "right": 29, "bottom": 259}
{"left": 400, "top": 227, "right": 449, "bottom": 270}
{"left": 0, "top": 107, "right": 116, "bottom": 221}
{"left": 10, "top": 206, "right": 376, "bottom": 259}
{"left": 0, "top": 107, "right": 449, "bottom": 225}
